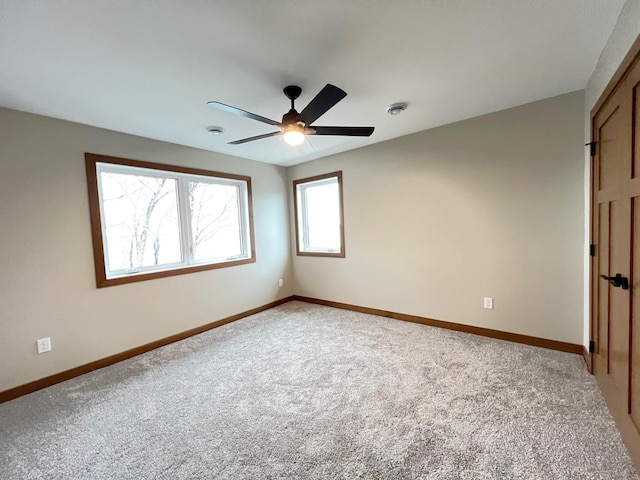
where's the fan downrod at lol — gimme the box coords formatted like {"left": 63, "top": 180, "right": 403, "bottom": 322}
{"left": 282, "top": 85, "right": 302, "bottom": 124}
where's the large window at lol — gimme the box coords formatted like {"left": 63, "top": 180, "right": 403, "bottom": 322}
{"left": 293, "top": 171, "right": 345, "bottom": 257}
{"left": 86, "top": 153, "right": 255, "bottom": 287}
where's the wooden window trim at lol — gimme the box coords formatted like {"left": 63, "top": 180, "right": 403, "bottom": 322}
{"left": 85, "top": 153, "right": 256, "bottom": 288}
{"left": 293, "top": 171, "right": 345, "bottom": 258}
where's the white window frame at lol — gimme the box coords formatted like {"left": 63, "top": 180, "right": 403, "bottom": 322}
{"left": 86, "top": 153, "right": 255, "bottom": 287}
{"left": 293, "top": 171, "right": 345, "bottom": 258}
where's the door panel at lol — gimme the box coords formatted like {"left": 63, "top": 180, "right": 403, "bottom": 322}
{"left": 596, "top": 203, "right": 610, "bottom": 370}
{"left": 632, "top": 197, "right": 640, "bottom": 428}
{"left": 608, "top": 199, "right": 630, "bottom": 397}
{"left": 634, "top": 83, "right": 640, "bottom": 179}
{"left": 598, "top": 106, "right": 622, "bottom": 191}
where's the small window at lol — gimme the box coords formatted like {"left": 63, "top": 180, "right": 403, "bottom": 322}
{"left": 86, "top": 153, "right": 255, "bottom": 287}
{"left": 293, "top": 171, "right": 345, "bottom": 257}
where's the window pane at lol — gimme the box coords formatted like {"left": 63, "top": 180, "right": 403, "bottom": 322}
{"left": 304, "top": 181, "right": 340, "bottom": 250}
{"left": 189, "top": 181, "right": 242, "bottom": 261}
{"left": 100, "top": 171, "right": 182, "bottom": 272}
{"left": 88, "top": 155, "right": 256, "bottom": 287}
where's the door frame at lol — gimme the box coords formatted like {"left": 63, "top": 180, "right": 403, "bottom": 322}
{"left": 589, "top": 33, "right": 640, "bottom": 472}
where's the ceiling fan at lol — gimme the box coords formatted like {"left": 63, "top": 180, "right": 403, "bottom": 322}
{"left": 207, "top": 84, "right": 374, "bottom": 146}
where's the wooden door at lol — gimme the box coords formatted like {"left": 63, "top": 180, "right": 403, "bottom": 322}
{"left": 629, "top": 55, "right": 640, "bottom": 437}
{"left": 590, "top": 42, "right": 640, "bottom": 467}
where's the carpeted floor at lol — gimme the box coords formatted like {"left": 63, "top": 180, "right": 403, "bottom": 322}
{"left": 0, "top": 301, "right": 637, "bottom": 479}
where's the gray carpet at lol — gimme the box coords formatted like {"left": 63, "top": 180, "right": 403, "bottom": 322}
{"left": 0, "top": 301, "right": 637, "bottom": 479}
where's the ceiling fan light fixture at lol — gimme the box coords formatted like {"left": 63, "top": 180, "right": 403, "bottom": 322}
{"left": 208, "top": 84, "right": 374, "bottom": 145}
{"left": 283, "top": 126, "right": 305, "bottom": 146}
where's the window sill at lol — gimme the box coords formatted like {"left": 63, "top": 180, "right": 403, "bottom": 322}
{"left": 96, "top": 257, "right": 256, "bottom": 288}
{"left": 296, "top": 251, "right": 345, "bottom": 258}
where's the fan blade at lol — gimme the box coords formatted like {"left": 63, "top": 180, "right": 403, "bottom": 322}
{"left": 228, "top": 131, "right": 281, "bottom": 145}
{"left": 309, "top": 126, "right": 374, "bottom": 137}
{"left": 207, "top": 101, "right": 282, "bottom": 127}
{"left": 296, "top": 84, "right": 347, "bottom": 126}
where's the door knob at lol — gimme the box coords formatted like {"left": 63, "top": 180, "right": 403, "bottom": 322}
{"left": 600, "top": 273, "right": 629, "bottom": 290}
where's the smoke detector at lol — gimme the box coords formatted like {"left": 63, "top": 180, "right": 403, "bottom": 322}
{"left": 207, "top": 126, "right": 225, "bottom": 135}
{"left": 387, "top": 103, "right": 407, "bottom": 115}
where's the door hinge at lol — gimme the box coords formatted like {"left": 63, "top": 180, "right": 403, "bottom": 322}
{"left": 585, "top": 141, "right": 596, "bottom": 157}
{"left": 588, "top": 340, "right": 595, "bottom": 354}
{"left": 590, "top": 244, "right": 596, "bottom": 257}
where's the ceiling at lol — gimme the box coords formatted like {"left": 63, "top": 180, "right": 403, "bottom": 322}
{"left": 0, "top": 1, "right": 625, "bottom": 167}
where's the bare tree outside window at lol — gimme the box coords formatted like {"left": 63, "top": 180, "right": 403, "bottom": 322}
{"left": 100, "top": 173, "right": 244, "bottom": 273}
{"left": 86, "top": 153, "right": 255, "bottom": 287}
{"left": 101, "top": 172, "right": 181, "bottom": 272}
{"left": 188, "top": 182, "right": 242, "bottom": 261}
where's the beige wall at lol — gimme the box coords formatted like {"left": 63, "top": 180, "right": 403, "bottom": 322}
{"left": 0, "top": 108, "right": 293, "bottom": 392}
{"left": 583, "top": 0, "right": 640, "bottom": 345}
{"left": 288, "top": 92, "right": 585, "bottom": 344}
{"left": 0, "top": 90, "right": 590, "bottom": 392}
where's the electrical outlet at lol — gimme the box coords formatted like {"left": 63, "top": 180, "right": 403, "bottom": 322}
{"left": 278, "top": 278, "right": 284, "bottom": 287}
{"left": 37, "top": 337, "right": 52, "bottom": 354}
{"left": 483, "top": 297, "right": 494, "bottom": 310}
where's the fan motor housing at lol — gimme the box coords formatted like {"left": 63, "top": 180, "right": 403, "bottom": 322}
{"left": 282, "top": 108, "right": 300, "bottom": 125}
